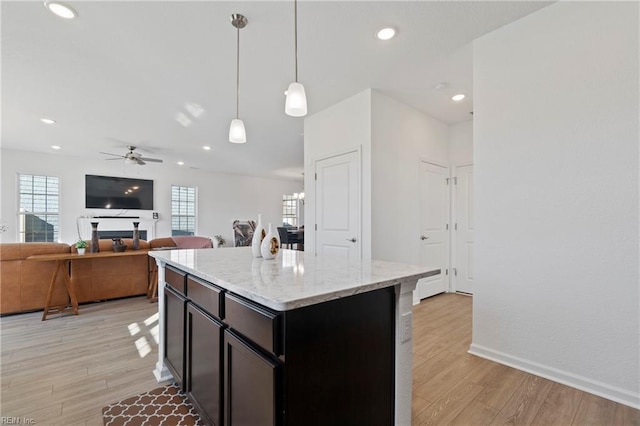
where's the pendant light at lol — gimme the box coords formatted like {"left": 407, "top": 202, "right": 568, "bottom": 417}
{"left": 229, "top": 14, "right": 247, "bottom": 143}
{"left": 285, "top": 0, "right": 307, "bottom": 117}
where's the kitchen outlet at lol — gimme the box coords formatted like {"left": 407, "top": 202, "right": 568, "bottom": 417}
{"left": 401, "top": 312, "right": 412, "bottom": 343}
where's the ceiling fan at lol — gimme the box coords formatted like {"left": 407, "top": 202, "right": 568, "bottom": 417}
{"left": 100, "top": 146, "right": 163, "bottom": 165}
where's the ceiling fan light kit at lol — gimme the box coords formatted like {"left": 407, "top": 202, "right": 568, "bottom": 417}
{"left": 285, "top": 0, "right": 307, "bottom": 117}
{"left": 100, "top": 146, "right": 163, "bottom": 166}
{"left": 229, "top": 13, "right": 247, "bottom": 144}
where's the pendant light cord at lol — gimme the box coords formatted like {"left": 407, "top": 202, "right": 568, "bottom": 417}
{"left": 236, "top": 25, "right": 240, "bottom": 119}
{"left": 294, "top": 0, "right": 298, "bottom": 83}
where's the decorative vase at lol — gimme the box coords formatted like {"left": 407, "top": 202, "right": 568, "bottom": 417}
{"left": 90, "top": 222, "right": 100, "bottom": 253}
{"left": 251, "top": 214, "right": 266, "bottom": 258}
{"left": 112, "top": 238, "right": 127, "bottom": 252}
{"left": 77, "top": 248, "right": 85, "bottom": 255}
{"left": 132, "top": 221, "right": 140, "bottom": 250}
{"left": 260, "top": 223, "right": 280, "bottom": 260}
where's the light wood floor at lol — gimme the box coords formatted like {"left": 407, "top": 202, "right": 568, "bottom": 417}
{"left": 0, "top": 297, "right": 167, "bottom": 425}
{"left": 0, "top": 294, "right": 638, "bottom": 425}
{"left": 411, "top": 293, "right": 640, "bottom": 425}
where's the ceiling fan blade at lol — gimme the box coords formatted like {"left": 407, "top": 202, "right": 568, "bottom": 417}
{"left": 137, "top": 159, "right": 146, "bottom": 165}
{"left": 105, "top": 158, "right": 122, "bottom": 161}
{"left": 100, "top": 152, "right": 125, "bottom": 158}
{"left": 139, "top": 157, "right": 163, "bottom": 163}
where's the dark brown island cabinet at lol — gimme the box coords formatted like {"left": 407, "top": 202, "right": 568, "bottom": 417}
{"left": 162, "top": 264, "right": 396, "bottom": 426}
{"left": 151, "top": 247, "right": 438, "bottom": 426}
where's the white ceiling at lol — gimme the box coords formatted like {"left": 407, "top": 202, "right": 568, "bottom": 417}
{"left": 2, "top": 1, "right": 552, "bottom": 181}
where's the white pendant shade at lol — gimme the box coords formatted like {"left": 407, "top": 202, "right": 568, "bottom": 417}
{"left": 285, "top": 82, "right": 307, "bottom": 117}
{"left": 229, "top": 118, "right": 247, "bottom": 143}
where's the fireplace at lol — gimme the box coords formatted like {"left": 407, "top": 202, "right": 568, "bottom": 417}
{"left": 79, "top": 218, "right": 157, "bottom": 241}
{"left": 98, "top": 230, "right": 148, "bottom": 240}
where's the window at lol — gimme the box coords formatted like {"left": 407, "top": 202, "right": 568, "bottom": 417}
{"left": 171, "top": 185, "right": 196, "bottom": 236}
{"left": 18, "top": 174, "right": 60, "bottom": 242}
{"left": 282, "top": 194, "right": 297, "bottom": 227}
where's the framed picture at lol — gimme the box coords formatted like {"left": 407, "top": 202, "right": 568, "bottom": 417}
{"left": 232, "top": 220, "right": 256, "bottom": 247}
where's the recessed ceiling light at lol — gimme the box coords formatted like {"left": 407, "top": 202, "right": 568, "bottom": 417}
{"left": 51, "top": 145, "right": 61, "bottom": 150}
{"left": 203, "top": 146, "right": 211, "bottom": 151}
{"left": 177, "top": 161, "right": 185, "bottom": 166}
{"left": 44, "top": 1, "right": 78, "bottom": 19}
{"left": 40, "top": 118, "right": 56, "bottom": 124}
{"left": 452, "top": 94, "right": 466, "bottom": 102}
{"left": 376, "top": 27, "right": 397, "bottom": 41}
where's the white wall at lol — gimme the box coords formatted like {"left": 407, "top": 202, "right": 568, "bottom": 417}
{"left": 303, "top": 89, "right": 372, "bottom": 258}
{"left": 471, "top": 1, "right": 639, "bottom": 407}
{"left": 371, "top": 90, "right": 449, "bottom": 265}
{"left": 449, "top": 120, "right": 473, "bottom": 166}
{"left": 0, "top": 149, "right": 301, "bottom": 245}
{"left": 303, "top": 89, "right": 453, "bottom": 263}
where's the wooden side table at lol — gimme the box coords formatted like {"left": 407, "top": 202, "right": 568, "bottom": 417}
{"left": 28, "top": 250, "right": 151, "bottom": 320}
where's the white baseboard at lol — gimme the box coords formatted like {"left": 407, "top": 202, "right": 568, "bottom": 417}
{"left": 468, "top": 343, "right": 640, "bottom": 410}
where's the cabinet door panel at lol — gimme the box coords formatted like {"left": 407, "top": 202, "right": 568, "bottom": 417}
{"left": 224, "top": 330, "right": 279, "bottom": 426}
{"left": 187, "top": 304, "right": 223, "bottom": 426}
{"left": 164, "top": 286, "right": 186, "bottom": 388}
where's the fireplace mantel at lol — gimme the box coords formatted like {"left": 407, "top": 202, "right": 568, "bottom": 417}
{"left": 78, "top": 217, "right": 158, "bottom": 241}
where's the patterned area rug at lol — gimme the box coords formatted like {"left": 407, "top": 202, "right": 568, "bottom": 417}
{"left": 102, "top": 383, "right": 202, "bottom": 425}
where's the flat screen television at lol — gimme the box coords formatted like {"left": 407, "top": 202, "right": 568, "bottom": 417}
{"left": 85, "top": 175, "right": 154, "bottom": 210}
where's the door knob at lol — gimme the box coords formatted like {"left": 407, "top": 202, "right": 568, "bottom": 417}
{"left": 420, "top": 235, "right": 429, "bottom": 240}
{"left": 346, "top": 238, "right": 357, "bottom": 243}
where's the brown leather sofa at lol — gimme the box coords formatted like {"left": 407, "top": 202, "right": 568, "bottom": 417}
{"left": 0, "top": 239, "right": 151, "bottom": 316}
{"left": 1, "top": 237, "right": 214, "bottom": 315}
{"left": 148, "top": 236, "right": 214, "bottom": 249}
{"left": 0, "top": 243, "right": 71, "bottom": 314}
{"left": 148, "top": 237, "right": 178, "bottom": 249}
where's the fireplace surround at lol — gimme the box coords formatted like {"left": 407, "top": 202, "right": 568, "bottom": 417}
{"left": 98, "top": 230, "right": 148, "bottom": 240}
{"left": 78, "top": 218, "right": 157, "bottom": 241}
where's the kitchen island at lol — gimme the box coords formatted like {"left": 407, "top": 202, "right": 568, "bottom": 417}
{"left": 150, "top": 247, "right": 439, "bottom": 425}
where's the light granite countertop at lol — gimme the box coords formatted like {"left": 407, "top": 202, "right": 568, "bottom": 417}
{"left": 149, "top": 247, "right": 439, "bottom": 311}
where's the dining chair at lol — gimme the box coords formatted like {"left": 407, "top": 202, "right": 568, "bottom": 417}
{"left": 277, "top": 227, "right": 294, "bottom": 249}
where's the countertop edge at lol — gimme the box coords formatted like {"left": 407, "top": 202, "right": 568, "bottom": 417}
{"left": 150, "top": 250, "right": 440, "bottom": 311}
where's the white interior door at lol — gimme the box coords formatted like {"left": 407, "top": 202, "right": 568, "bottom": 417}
{"left": 414, "top": 161, "right": 450, "bottom": 302}
{"left": 315, "top": 150, "right": 360, "bottom": 259}
{"left": 415, "top": 160, "right": 450, "bottom": 302}
{"left": 454, "top": 165, "right": 474, "bottom": 294}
